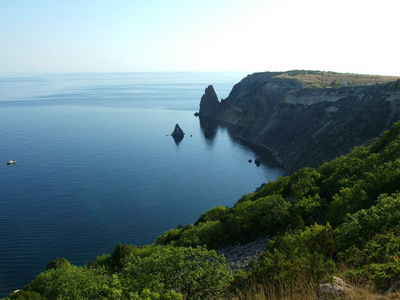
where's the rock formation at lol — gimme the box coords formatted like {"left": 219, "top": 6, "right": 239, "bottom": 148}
{"left": 319, "top": 276, "right": 354, "bottom": 298}
{"left": 171, "top": 124, "right": 185, "bottom": 137}
{"left": 198, "top": 85, "right": 220, "bottom": 117}
{"left": 171, "top": 123, "right": 184, "bottom": 145}
{"left": 171, "top": 123, "right": 184, "bottom": 137}
{"left": 199, "top": 71, "right": 400, "bottom": 173}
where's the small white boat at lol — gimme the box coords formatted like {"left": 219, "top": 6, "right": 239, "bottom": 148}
{"left": 7, "top": 160, "right": 18, "bottom": 165}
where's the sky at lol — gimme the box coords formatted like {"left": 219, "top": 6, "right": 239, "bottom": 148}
{"left": 0, "top": 0, "right": 399, "bottom": 75}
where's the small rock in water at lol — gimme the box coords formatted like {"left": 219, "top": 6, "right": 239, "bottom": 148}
{"left": 171, "top": 123, "right": 184, "bottom": 137}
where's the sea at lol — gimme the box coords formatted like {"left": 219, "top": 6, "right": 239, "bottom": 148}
{"left": 0, "top": 72, "right": 284, "bottom": 296}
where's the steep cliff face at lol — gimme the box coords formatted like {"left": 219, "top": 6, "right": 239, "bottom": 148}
{"left": 200, "top": 71, "right": 400, "bottom": 172}
{"left": 198, "top": 85, "right": 220, "bottom": 117}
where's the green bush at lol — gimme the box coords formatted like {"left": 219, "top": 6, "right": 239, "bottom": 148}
{"left": 45, "top": 257, "right": 71, "bottom": 271}
{"left": 7, "top": 290, "right": 45, "bottom": 300}
{"left": 291, "top": 194, "right": 326, "bottom": 221}
{"left": 286, "top": 167, "right": 321, "bottom": 198}
{"left": 222, "top": 194, "right": 291, "bottom": 243}
{"left": 174, "top": 221, "right": 224, "bottom": 248}
{"left": 334, "top": 193, "right": 400, "bottom": 251}
{"left": 195, "top": 206, "right": 227, "bottom": 224}
{"left": 112, "top": 243, "right": 134, "bottom": 270}
{"left": 156, "top": 226, "right": 185, "bottom": 245}
{"left": 249, "top": 223, "right": 336, "bottom": 287}
{"left": 26, "top": 266, "right": 122, "bottom": 300}
{"left": 345, "top": 263, "right": 400, "bottom": 293}
{"left": 237, "top": 176, "right": 290, "bottom": 202}
{"left": 121, "top": 246, "right": 233, "bottom": 300}
{"left": 327, "top": 181, "right": 369, "bottom": 226}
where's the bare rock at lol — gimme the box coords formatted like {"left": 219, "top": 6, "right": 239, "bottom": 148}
{"left": 171, "top": 123, "right": 184, "bottom": 137}
{"left": 319, "top": 276, "right": 353, "bottom": 299}
{"left": 218, "top": 236, "right": 269, "bottom": 271}
{"left": 199, "top": 85, "right": 220, "bottom": 117}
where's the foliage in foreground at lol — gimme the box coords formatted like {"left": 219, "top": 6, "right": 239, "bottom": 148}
{"left": 157, "top": 120, "right": 400, "bottom": 294}
{"left": 9, "top": 120, "right": 400, "bottom": 299}
{"left": 18, "top": 245, "right": 232, "bottom": 300}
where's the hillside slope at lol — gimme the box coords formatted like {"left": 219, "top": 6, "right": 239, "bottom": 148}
{"left": 199, "top": 70, "right": 400, "bottom": 172}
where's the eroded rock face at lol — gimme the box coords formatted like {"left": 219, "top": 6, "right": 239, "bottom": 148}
{"left": 201, "top": 72, "right": 400, "bottom": 173}
{"left": 199, "top": 85, "right": 220, "bottom": 117}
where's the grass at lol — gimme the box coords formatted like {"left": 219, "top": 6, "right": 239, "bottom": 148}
{"left": 225, "top": 284, "right": 400, "bottom": 300}
{"left": 274, "top": 70, "right": 400, "bottom": 89}
{"left": 222, "top": 271, "right": 400, "bottom": 300}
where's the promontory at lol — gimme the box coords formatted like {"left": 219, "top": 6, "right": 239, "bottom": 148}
{"left": 198, "top": 70, "right": 400, "bottom": 172}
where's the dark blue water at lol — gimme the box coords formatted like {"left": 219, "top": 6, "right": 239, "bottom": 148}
{"left": 0, "top": 72, "right": 284, "bottom": 296}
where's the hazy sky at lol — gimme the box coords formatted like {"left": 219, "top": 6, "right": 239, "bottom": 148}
{"left": 1, "top": 0, "right": 399, "bottom": 75}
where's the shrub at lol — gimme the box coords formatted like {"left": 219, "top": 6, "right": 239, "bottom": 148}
{"left": 249, "top": 223, "right": 336, "bottom": 287}
{"left": 174, "top": 221, "right": 224, "bottom": 248}
{"left": 334, "top": 193, "right": 400, "bottom": 251}
{"left": 45, "top": 257, "right": 71, "bottom": 271}
{"left": 122, "top": 246, "right": 233, "bottom": 300}
{"left": 223, "top": 195, "right": 291, "bottom": 243}
{"left": 26, "top": 266, "right": 122, "bottom": 299}
{"left": 112, "top": 243, "right": 134, "bottom": 270}
{"left": 7, "top": 290, "right": 45, "bottom": 300}
{"left": 195, "top": 206, "right": 227, "bottom": 224}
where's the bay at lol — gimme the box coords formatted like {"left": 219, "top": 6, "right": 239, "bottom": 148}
{"left": 0, "top": 72, "right": 284, "bottom": 296}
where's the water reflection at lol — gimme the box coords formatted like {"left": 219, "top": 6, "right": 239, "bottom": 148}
{"left": 198, "top": 116, "right": 283, "bottom": 170}
{"left": 172, "top": 135, "right": 183, "bottom": 145}
{"left": 198, "top": 116, "right": 217, "bottom": 141}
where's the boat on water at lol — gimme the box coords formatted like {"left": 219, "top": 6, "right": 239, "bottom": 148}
{"left": 7, "top": 160, "right": 18, "bottom": 165}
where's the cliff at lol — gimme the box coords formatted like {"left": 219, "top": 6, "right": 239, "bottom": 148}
{"left": 200, "top": 70, "right": 400, "bottom": 172}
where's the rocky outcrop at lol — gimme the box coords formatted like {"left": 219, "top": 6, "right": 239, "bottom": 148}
{"left": 198, "top": 85, "right": 220, "bottom": 117}
{"left": 200, "top": 71, "right": 400, "bottom": 172}
{"left": 171, "top": 123, "right": 184, "bottom": 137}
{"left": 319, "top": 277, "right": 354, "bottom": 298}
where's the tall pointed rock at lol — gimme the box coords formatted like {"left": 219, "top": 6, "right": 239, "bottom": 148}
{"left": 199, "top": 85, "right": 220, "bottom": 117}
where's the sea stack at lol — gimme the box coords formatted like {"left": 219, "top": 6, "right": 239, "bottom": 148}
{"left": 171, "top": 123, "right": 184, "bottom": 138}
{"left": 198, "top": 85, "right": 220, "bottom": 117}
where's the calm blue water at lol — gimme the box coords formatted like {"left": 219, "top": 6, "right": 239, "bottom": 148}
{"left": 0, "top": 72, "right": 284, "bottom": 296}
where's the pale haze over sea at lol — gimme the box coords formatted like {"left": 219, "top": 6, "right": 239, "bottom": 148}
{"left": 1, "top": 0, "right": 399, "bottom": 75}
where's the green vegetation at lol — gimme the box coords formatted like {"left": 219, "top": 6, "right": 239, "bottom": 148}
{"left": 276, "top": 70, "right": 400, "bottom": 89}
{"left": 8, "top": 119, "right": 400, "bottom": 299}
{"left": 14, "top": 245, "right": 232, "bottom": 300}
